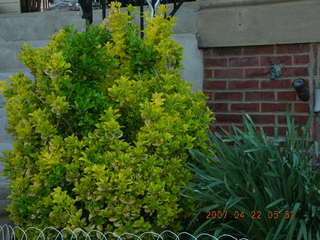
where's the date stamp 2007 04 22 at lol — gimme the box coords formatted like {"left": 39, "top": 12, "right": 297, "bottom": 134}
{"left": 205, "top": 210, "right": 297, "bottom": 220}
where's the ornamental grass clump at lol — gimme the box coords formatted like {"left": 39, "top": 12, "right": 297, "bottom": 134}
{"left": 185, "top": 115, "right": 320, "bottom": 240}
{"left": 0, "top": 3, "right": 212, "bottom": 233}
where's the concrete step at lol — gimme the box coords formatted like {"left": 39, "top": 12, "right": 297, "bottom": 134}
{"left": 0, "top": 199, "right": 10, "bottom": 224}
{"left": 0, "top": 41, "right": 49, "bottom": 72}
{"left": 0, "top": 187, "right": 9, "bottom": 200}
{"left": 0, "top": 10, "right": 86, "bottom": 41}
{"left": 0, "top": 68, "right": 33, "bottom": 81}
{"left": 0, "top": 68, "right": 34, "bottom": 113}
{"left": 0, "top": 156, "right": 11, "bottom": 224}
{"left": 0, "top": 144, "right": 11, "bottom": 185}
{"left": 0, "top": 187, "right": 10, "bottom": 224}
{"left": 0, "top": 216, "right": 11, "bottom": 224}
{"left": 0, "top": 9, "right": 106, "bottom": 41}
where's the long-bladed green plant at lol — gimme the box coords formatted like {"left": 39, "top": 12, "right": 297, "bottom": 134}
{"left": 184, "top": 115, "right": 320, "bottom": 240}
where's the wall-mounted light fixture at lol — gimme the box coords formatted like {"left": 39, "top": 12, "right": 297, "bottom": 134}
{"left": 292, "top": 78, "right": 310, "bottom": 102}
{"left": 271, "top": 62, "right": 282, "bottom": 79}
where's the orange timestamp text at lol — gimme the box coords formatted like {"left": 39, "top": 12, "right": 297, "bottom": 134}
{"left": 205, "top": 210, "right": 297, "bottom": 220}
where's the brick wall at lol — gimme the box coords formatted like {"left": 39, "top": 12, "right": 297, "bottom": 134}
{"left": 202, "top": 43, "right": 318, "bottom": 137}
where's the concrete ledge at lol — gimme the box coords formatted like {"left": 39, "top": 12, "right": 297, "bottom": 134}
{"left": 172, "top": 2, "right": 198, "bottom": 34}
{"left": 197, "top": 0, "right": 320, "bottom": 47}
{"left": 199, "top": 0, "right": 304, "bottom": 9}
{"left": 174, "top": 33, "right": 203, "bottom": 92}
{"left": 0, "top": 41, "right": 49, "bottom": 71}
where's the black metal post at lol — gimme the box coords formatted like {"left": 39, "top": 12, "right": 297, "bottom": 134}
{"left": 169, "top": 0, "right": 183, "bottom": 17}
{"left": 102, "top": 0, "right": 106, "bottom": 19}
{"left": 140, "top": 0, "right": 144, "bottom": 39}
{"left": 79, "top": 0, "right": 93, "bottom": 31}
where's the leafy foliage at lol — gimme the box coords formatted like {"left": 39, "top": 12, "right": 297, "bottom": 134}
{"left": 0, "top": 3, "right": 212, "bottom": 233}
{"left": 185, "top": 115, "right": 320, "bottom": 240}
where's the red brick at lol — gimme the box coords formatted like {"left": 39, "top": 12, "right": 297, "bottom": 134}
{"left": 261, "top": 103, "right": 289, "bottom": 112}
{"left": 262, "top": 126, "right": 275, "bottom": 136}
{"left": 215, "top": 114, "right": 243, "bottom": 123}
{"left": 312, "top": 119, "right": 319, "bottom": 141}
{"left": 203, "top": 48, "right": 213, "bottom": 57}
{"left": 262, "top": 126, "right": 288, "bottom": 136}
{"left": 276, "top": 44, "right": 310, "bottom": 54}
{"left": 228, "top": 80, "right": 259, "bottom": 90}
{"left": 250, "top": 115, "right": 275, "bottom": 124}
{"left": 260, "top": 56, "right": 292, "bottom": 66}
{"left": 211, "top": 47, "right": 242, "bottom": 56}
{"left": 294, "top": 103, "right": 310, "bottom": 113}
{"left": 231, "top": 103, "right": 259, "bottom": 112}
{"left": 278, "top": 115, "right": 309, "bottom": 125}
{"left": 229, "top": 57, "right": 259, "bottom": 67}
{"left": 203, "top": 91, "right": 214, "bottom": 101}
{"left": 204, "top": 58, "right": 228, "bottom": 67}
{"left": 245, "top": 68, "right": 270, "bottom": 78}
{"left": 245, "top": 92, "right": 275, "bottom": 101}
{"left": 208, "top": 103, "right": 228, "bottom": 112}
{"left": 259, "top": 127, "right": 274, "bottom": 136}
{"left": 204, "top": 69, "right": 213, "bottom": 78}
{"left": 215, "top": 69, "right": 244, "bottom": 79}
{"left": 203, "top": 80, "right": 227, "bottom": 90}
{"left": 277, "top": 91, "right": 297, "bottom": 101}
{"left": 293, "top": 55, "right": 309, "bottom": 65}
{"left": 261, "top": 80, "right": 292, "bottom": 89}
{"left": 215, "top": 92, "right": 243, "bottom": 101}
{"left": 243, "top": 46, "right": 274, "bottom": 55}
{"left": 278, "top": 127, "right": 288, "bottom": 136}
{"left": 282, "top": 67, "right": 308, "bottom": 77}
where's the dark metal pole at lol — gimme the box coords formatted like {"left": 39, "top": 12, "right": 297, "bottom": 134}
{"left": 140, "top": 0, "right": 144, "bottom": 39}
{"left": 102, "top": 0, "right": 106, "bottom": 19}
{"left": 169, "top": 0, "right": 183, "bottom": 17}
{"left": 79, "top": 0, "right": 93, "bottom": 31}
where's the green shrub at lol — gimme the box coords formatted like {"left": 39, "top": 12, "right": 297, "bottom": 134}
{"left": 0, "top": 3, "right": 212, "bottom": 233}
{"left": 185, "top": 115, "right": 320, "bottom": 240}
